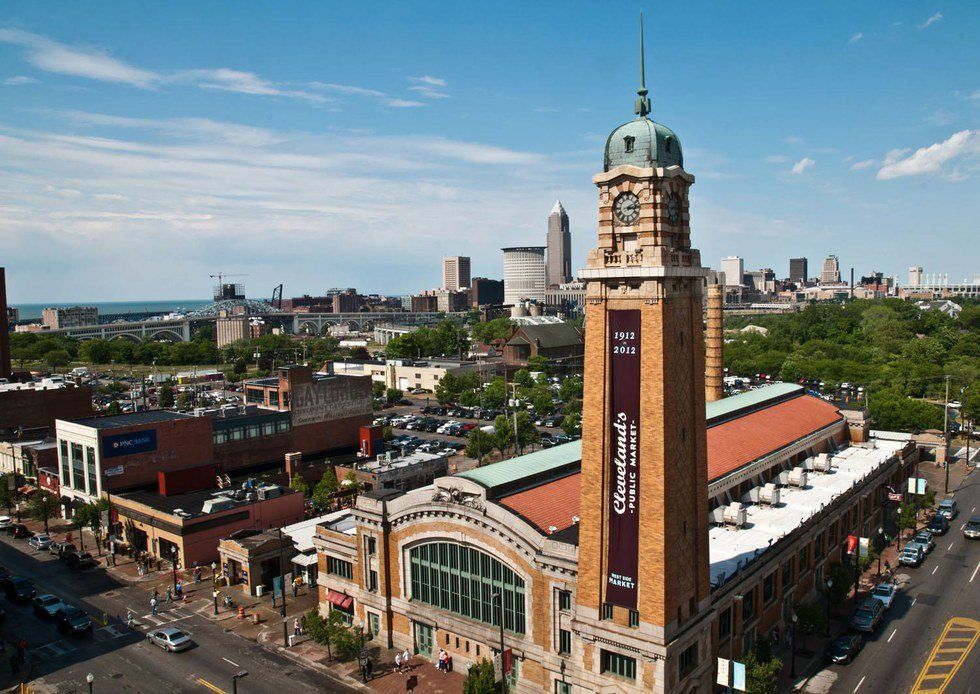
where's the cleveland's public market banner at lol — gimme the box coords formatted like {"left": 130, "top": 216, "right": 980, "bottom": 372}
{"left": 605, "top": 310, "right": 640, "bottom": 609}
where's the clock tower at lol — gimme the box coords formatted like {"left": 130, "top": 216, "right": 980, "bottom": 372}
{"left": 573, "top": 15, "right": 713, "bottom": 692}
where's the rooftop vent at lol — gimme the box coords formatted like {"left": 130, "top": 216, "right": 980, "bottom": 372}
{"left": 547, "top": 525, "right": 558, "bottom": 535}
{"left": 759, "top": 483, "right": 780, "bottom": 506}
{"left": 788, "top": 467, "right": 808, "bottom": 488}
{"left": 723, "top": 502, "right": 747, "bottom": 528}
{"left": 812, "top": 453, "right": 833, "bottom": 473}
{"left": 571, "top": 515, "right": 580, "bottom": 524}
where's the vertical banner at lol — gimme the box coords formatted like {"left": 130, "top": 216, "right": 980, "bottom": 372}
{"left": 605, "top": 310, "right": 641, "bottom": 609}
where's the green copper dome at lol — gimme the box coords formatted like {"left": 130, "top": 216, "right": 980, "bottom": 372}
{"left": 604, "top": 12, "right": 683, "bottom": 172}
{"left": 604, "top": 117, "right": 683, "bottom": 171}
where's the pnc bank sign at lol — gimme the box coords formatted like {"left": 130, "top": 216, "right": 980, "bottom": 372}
{"left": 102, "top": 430, "right": 157, "bottom": 459}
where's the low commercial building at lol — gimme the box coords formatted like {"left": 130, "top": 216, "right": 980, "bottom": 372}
{"left": 332, "top": 358, "right": 480, "bottom": 394}
{"left": 334, "top": 450, "right": 450, "bottom": 494}
{"left": 314, "top": 385, "right": 915, "bottom": 690}
{"left": 110, "top": 476, "right": 303, "bottom": 569}
{"left": 0, "top": 382, "right": 93, "bottom": 437}
{"left": 41, "top": 306, "right": 98, "bottom": 329}
{"left": 217, "top": 528, "right": 295, "bottom": 596}
{"left": 503, "top": 322, "right": 584, "bottom": 366}
{"left": 0, "top": 438, "right": 56, "bottom": 478}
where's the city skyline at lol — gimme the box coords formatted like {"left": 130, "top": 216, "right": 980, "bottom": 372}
{"left": 1, "top": 2, "right": 978, "bottom": 302}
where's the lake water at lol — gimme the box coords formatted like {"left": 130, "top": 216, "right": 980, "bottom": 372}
{"left": 11, "top": 300, "right": 212, "bottom": 321}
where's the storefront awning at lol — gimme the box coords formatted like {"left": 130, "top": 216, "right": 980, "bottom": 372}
{"left": 292, "top": 552, "right": 317, "bottom": 567}
{"left": 326, "top": 589, "right": 353, "bottom": 611}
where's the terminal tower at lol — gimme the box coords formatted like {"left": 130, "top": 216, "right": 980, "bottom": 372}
{"left": 574, "top": 16, "right": 713, "bottom": 691}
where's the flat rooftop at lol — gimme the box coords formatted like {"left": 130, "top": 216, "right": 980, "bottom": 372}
{"left": 708, "top": 436, "right": 906, "bottom": 590}
{"left": 354, "top": 450, "right": 447, "bottom": 473}
{"left": 69, "top": 410, "right": 192, "bottom": 430}
{"left": 115, "top": 480, "right": 296, "bottom": 519}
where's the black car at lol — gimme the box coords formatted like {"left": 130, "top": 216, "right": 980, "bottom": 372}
{"left": 5, "top": 577, "right": 36, "bottom": 602}
{"left": 55, "top": 605, "right": 93, "bottom": 635}
{"left": 927, "top": 514, "right": 950, "bottom": 536}
{"left": 65, "top": 551, "right": 98, "bottom": 570}
{"left": 826, "top": 633, "right": 864, "bottom": 664}
{"left": 10, "top": 524, "right": 31, "bottom": 539}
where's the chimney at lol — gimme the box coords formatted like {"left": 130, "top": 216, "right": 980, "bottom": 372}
{"left": 0, "top": 268, "right": 11, "bottom": 380}
{"left": 705, "top": 283, "right": 724, "bottom": 403}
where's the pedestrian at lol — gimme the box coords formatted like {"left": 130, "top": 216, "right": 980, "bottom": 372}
{"left": 150, "top": 596, "right": 158, "bottom": 615}
{"left": 175, "top": 581, "right": 183, "bottom": 600}
{"left": 437, "top": 650, "right": 448, "bottom": 673}
{"left": 884, "top": 559, "right": 891, "bottom": 574}
{"left": 194, "top": 565, "right": 202, "bottom": 583}
{"left": 165, "top": 586, "right": 172, "bottom": 603}
{"left": 394, "top": 651, "right": 402, "bottom": 674}
{"left": 402, "top": 647, "right": 411, "bottom": 672}
{"left": 365, "top": 658, "right": 373, "bottom": 680}
{"left": 293, "top": 618, "right": 301, "bottom": 636}
{"left": 292, "top": 578, "right": 299, "bottom": 598}
{"left": 152, "top": 587, "right": 159, "bottom": 601}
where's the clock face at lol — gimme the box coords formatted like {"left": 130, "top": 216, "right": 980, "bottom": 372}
{"left": 667, "top": 193, "right": 681, "bottom": 224}
{"left": 614, "top": 192, "right": 640, "bottom": 224}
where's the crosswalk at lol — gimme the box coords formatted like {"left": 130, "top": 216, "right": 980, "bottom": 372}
{"left": 138, "top": 605, "right": 195, "bottom": 628}
{"left": 910, "top": 617, "right": 980, "bottom": 693}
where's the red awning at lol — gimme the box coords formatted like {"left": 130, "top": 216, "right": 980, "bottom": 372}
{"left": 326, "top": 589, "right": 353, "bottom": 611}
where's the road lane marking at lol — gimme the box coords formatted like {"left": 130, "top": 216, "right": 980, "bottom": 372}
{"left": 972, "top": 507, "right": 976, "bottom": 513}
{"left": 947, "top": 542, "right": 954, "bottom": 551}
{"left": 196, "top": 678, "right": 228, "bottom": 694}
{"left": 910, "top": 617, "right": 980, "bottom": 694}
{"left": 971, "top": 562, "right": 980, "bottom": 583}
{"left": 933, "top": 565, "right": 939, "bottom": 575}
{"left": 222, "top": 657, "right": 239, "bottom": 667}
{"left": 853, "top": 675, "right": 865, "bottom": 693}
{"left": 912, "top": 597, "right": 918, "bottom": 606}
{"left": 888, "top": 628, "right": 898, "bottom": 642}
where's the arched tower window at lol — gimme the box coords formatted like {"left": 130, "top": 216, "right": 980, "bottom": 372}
{"left": 623, "top": 136, "right": 635, "bottom": 153}
{"left": 409, "top": 541, "right": 526, "bottom": 634}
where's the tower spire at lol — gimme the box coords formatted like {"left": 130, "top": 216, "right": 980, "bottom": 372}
{"left": 635, "top": 12, "right": 651, "bottom": 117}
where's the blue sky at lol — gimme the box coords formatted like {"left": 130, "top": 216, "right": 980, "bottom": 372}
{"left": 1, "top": 1, "right": 977, "bottom": 302}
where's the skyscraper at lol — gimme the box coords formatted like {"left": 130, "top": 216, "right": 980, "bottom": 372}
{"left": 546, "top": 200, "right": 572, "bottom": 287}
{"left": 502, "top": 247, "right": 546, "bottom": 305}
{"left": 789, "top": 257, "right": 808, "bottom": 283}
{"left": 820, "top": 254, "right": 841, "bottom": 284}
{"left": 441, "top": 256, "right": 471, "bottom": 291}
{"left": 720, "top": 256, "right": 744, "bottom": 287}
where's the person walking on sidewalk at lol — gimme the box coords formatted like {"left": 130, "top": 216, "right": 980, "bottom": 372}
{"left": 175, "top": 581, "right": 183, "bottom": 600}
{"left": 402, "top": 648, "right": 411, "bottom": 672}
{"left": 165, "top": 586, "right": 172, "bottom": 603}
{"left": 394, "top": 651, "right": 402, "bottom": 674}
{"left": 150, "top": 596, "right": 158, "bottom": 615}
{"left": 293, "top": 618, "right": 301, "bottom": 637}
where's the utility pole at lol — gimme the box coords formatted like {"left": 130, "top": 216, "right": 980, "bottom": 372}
{"left": 509, "top": 382, "right": 521, "bottom": 456}
{"left": 278, "top": 527, "right": 289, "bottom": 647}
{"left": 944, "top": 375, "right": 951, "bottom": 495}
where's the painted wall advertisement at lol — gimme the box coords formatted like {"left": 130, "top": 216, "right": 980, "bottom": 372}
{"left": 291, "top": 377, "right": 372, "bottom": 427}
{"left": 605, "top": 310, "right": 641, "bottom": 609}
{"left": 102, "top": 429, "right": 157, "bottom": 459}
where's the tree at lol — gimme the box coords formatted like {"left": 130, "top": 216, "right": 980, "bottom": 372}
{"left": 482, "top": 377, "right": 507, "bottom": 409}
{"left": 466, "top": 428, "right": 495, "bottom": 464}
{"left": 562, "top": 412, "right": 582, "bottom": 437}
{"left": 106, "top": 401, "right": 122, "bottom": 416}
{"left": 312, "top": 468, "right": 339, "bottom": 509}
{"left": 381, "top": 425, "right": 394, "bottom": 442}
{"left": 823, "top": 562, "right": 852, "bottom": 606}
{"left": 28, "top": 490, "right": 58, "bottom": 534}
{"left": 514, "top": 411, "right": 540, "bottom": 451}
{"left": 324, "top": 609, "right": 361, "bottom": 660}
{"left": 44, "top": 349, "right": 71, "bottom": 372}
{"left": 385, "top": 388, "right": 403, "bottom": 405}
{"left": 792, "top": 600, "right": 827, "bottom": 637}
{"left": 513, "top": 369, "right": 534, "bottom": 389}
{"left": 898, "top": 501, "right": 918, "bottom": 541}
{"left": 176, "top": 392, "right": 194, "bottom": 410}
{"left": 463, "top": 658, "right": 500, "bottom": 694}
{"left": 558, "top": 376, "right": 584, "bottom": 402}
{"left": 371, "top": 381, "right": 386, "bottom": 399}
{"left": 744, "top": 638, "right": 782, "bottom": 694}
{"left": 492, "top": 414, "right": 514, "bottom": 455}
{"left": 290, "top": 475, "right": 309, "bottom": 497}
{"left": 526, "top": 354, "right": 550, "bottom": 374}
{"left": 159, "top": 382, "right": 175, "bottom": 408}
{"left": 0, "top": 473, "right": 16, "bottom": 514}
{"left": 470, "top": 317, "right": 514, "bottom": 346}
{"left": 301, "top": 608, "right": 329, "bottom": 645}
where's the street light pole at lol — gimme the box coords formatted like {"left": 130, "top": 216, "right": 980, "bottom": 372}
{"left": 171, "top": 546, "right": 178, "bottom": 591}
{"left": 877, "top": 527, "right": 884, "bottom": 577}
{"left": 278, "top": 527, "right": 288, "bottom": 647}
{"left": 825, "top": 578, "right": 833, "bottom": 637}
{"left": 86, "top": 672, "right": 94, "bottom": 693}
{"left": 944, "top": 375, "right": 952, "bottom": 494}
{"left": 790, "top": 613, "right": 798, "bottom": 678}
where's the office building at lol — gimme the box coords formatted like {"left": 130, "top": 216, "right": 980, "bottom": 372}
{"left": 820, "top": 255, "right": 841, "bottom": 284}
{"left": 442, "top": 256, "right": 471, "bottom": 291}
{"left": 502, "top": 246, "right": 546, "bottom": 305}
{"left": 41, "top": 306, "right": 99, "bottom": 330}
{"left": 332, "top": 289, "right": 362, "bottom": 313}
{"left": 470, "top": 277, "right": 504, "bottom": 307}
{"left": 546, "top": 201, "right": 572, "bottom": 287}
{"left": 789, "top": 257, "right": 808, "bottom": 284}
{"left": 720, "top": 256, "right": 744, "bottom": 287}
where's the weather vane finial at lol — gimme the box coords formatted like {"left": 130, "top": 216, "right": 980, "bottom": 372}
{"left": 635, "top": 12, "right": 651, "bottom": 117}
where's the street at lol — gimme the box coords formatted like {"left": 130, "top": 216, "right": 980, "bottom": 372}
{"left": 809, "top": 467, "right": 980, "bottom": 694}
{"left": 0, "top": 534, "right": 359, "bottom": 693}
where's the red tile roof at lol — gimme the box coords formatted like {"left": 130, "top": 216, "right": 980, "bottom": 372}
{"left": 706, "top": 395, "right": 842, "bottom": 482}
{"left": 496, "top": 394, "right": 843, "bottom": 535}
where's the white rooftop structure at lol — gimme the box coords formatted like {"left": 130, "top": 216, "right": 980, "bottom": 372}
{"left": 709, "top": 437, "right": 905, "bottom": 589}
{"left": 283, "top": 509, "right": 353, "bottom": 552}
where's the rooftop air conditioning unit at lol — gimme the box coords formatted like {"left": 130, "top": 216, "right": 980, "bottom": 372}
{"left": 813, "top": 453, "right": 833, "bottom": 473}
{"left": 759, "top": 483, "right": 780, "bottom": 506}
{"left": 788, "top": 467, "right": 808, "bottom": 488}
{"left": 723, "top": 502, "right": 747, "bottom": 528}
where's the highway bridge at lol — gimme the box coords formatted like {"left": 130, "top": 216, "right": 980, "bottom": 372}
{"left": 39, "top": 311, "right": 464, "bottom": 342}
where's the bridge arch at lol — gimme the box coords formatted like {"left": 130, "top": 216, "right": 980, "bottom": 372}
{"left": 147, "top": 329, "right": 183, "bottom": 342}
{"left": 108, "top": 333, "right": 141, "bottom": 343}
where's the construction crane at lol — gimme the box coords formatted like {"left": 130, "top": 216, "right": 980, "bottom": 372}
{"left": 209, "top": 273, "right": 249, "bottom": 301}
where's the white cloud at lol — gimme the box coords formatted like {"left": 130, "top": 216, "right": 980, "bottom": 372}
{"left": 850, "top": 159, "right": 877, "bottom": 170}
{"left": 784, "top": 135, "right": 804, "bottom": 146}
{"left": 3, "top": 75, "right": 38, "bottom": 86}
{"left": 919, "top": 12, "right": 943, "bottom": 29}
{"left": 60, "top": 110, "right": 287, "bottom": 147}
{"left": 409, "top": 75, "right": 449, "bottom": 99}
{"left": 309, "top": 82, "right": 426, "bottom": 108}
{"left": 386, "top": 99, "right": 425, "bottom": 108}
{"left": 765, "top": 154, "right": 788, "bottom": 164}
{"left": 791, "top": 157, "right": 815, "bottom": 174}
{"left": 849, "top": 32, "right": 864, "bottom": 44}
{"left": 876, "top": 130, "right": 979, "bottom": 179}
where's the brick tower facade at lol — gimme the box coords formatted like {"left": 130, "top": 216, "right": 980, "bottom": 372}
{"left": 572, "top": 18, "right": 713, "bottom": 692}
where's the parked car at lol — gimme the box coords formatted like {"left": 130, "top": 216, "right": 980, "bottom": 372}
{"left": 33, "top": 594, "right": 65, "bottom": 619}
{"left": 10, "top": 525, "right": 31, "bottom": 539}
{"left": 850, "top": 597, "right": 885, "bottom": 633}
{"left": 65, "top": 551, "right": 97, "bottom": 570}
{"left": 55, "top": 605, "right": 93, "bottom": 635}
{"left": 147, "top": 627, "right": 193, "bottom": 652}
{"left": 937, "top": 499, "right": 959, "bottom": 520}
{"left": 5, "top": 577, "right": 36, "bottom": 602}
{"left": 826, "top": 633, "right": 864, "bottom": 664}
{"left": 28, "top": 534, "right": 52, "bottom": 551}
{"left": 964, "top": 515, "right": 980, "bottom": 540}
{"left": 870, "top": 583, "right": 897, "bottom": 610}
{"left": 50, "top": 541, "right": 77, "bottom": 558}
{"left": 927, "top": 514, "right": 950, "bottom": 536}
{"left": 912, "top": 530, "right": 936, "bottom": 553}
{"left": 899, "top": 543, "right": 924, "bottom": 567}
{"left": 0, "top": 516, "right": 12, "bottom": 530}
